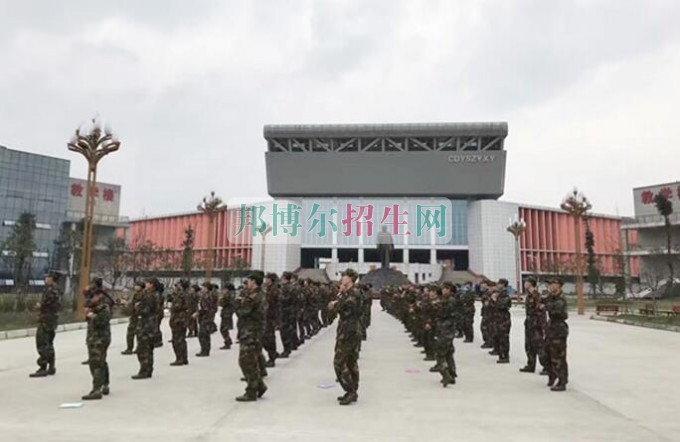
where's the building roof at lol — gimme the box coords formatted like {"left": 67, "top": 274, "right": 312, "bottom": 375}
{"left": 264, "top": 122, "right": 508, "bottom": 139}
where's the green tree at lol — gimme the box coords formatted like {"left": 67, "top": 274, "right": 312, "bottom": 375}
{"left": 1, "top": 212, "right": 37, "bottom": 290}
{"left": 584, "top": 218, "right": 600, "bottom": 297}
{"left": 653, "top": 192, "right": 674, "bottom": 293}
{"left": 181, "top": 225, "right": 195, "bottom": 277}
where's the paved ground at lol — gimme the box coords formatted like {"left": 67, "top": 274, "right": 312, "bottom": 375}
{"left": 1, "top": 303, "right": 679, "bottom": 442}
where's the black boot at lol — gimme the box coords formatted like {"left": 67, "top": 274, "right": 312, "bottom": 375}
{"left": 257, "top": 384, "right": 268, "bottom": 398}
{"left": 29, "top": 367, "right": 48, "bottom": 378}
{"left": 235, "top": 392, "right": 257, "bottom": 402}
{"left": 82, "top": 390, "right": 103, "bottom": 400}
{"left": 339, "top": 392, "right": 358, "bottom": 405}
{"left": 519, "top": 366, "right": 535, "bottom": 373}
{"left": 551, "top": 382, "right": 567, "bottom": 392}
{"left": 47, "top": 363, "right": 56, "bottom": 375}
{"left": 265, "top": 360, "right": 275, "bottom": 368}
{"left": 121, "top": 349, "right": 134, "bottom": 355}
{"left": 131, "top": 372, "right": 151, "bottom": 380}
{"left": 547, "top": 376, "right": 556, "bottom": 387}
{"left": 102, "top": 385, "right": 110, "bottom": 395}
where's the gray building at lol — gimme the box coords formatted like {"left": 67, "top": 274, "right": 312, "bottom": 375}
{"left": 258, "top": 122, "right": 518, "bottom": 284}
{"left": 623, "top": 182, "right": 680, "bottom": 288}
{"left": 0, "top": 145, "right": 70, "bottom": 283}
{"left": 0, "top": 145, "right": 128, "bottom": 289}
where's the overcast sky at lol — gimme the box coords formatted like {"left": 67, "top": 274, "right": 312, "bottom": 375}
{"left": 1, "top": 0, "right": 679, "bottom": 218}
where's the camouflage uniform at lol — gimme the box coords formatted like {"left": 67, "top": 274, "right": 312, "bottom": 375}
{"left": 153, "top": 288, "right": 165, "bottom": 347}
{"left": 279, "top": 280, "right": 299, "bottom": 354}
{"left": 219, "top": 289, "right": 235, "bottom": 349}
{"left": 187, "top": 288, "right": 200, "bottom": 337}
{"left": 545, "top": 291, "right": 569, "bottom": 388}
{"left": 494, "top": 288, "right": 512, "bottom": 362}
{"left": 123, "top": 288, "right": 142, "bottom": 353}
{"left": 522, "top": 288, "right": 547, "bottom": 372}
{"left": 169, "top": 286, "right": 190, "bottom": 364}
{"left": 263, "top": 282, "right": 281, "bottom": 364}
{"left": 480, "top": 289, "right": 492, "bottom": 348}
{"left": 461, "top": 289, "right": 476, "bottom": 342}
{"left": 87, "top": 300, "right": 111, "bottom": 393}
{"left": 135, "top": 288, "right": 159, "bottom": 377}
{"left": 235, "top": 285, "right": 267, "bottom": 398}
{"left": 35, "top": 284, "right": 62, "bottom": 373}
{"left": 434, "top": 295, "right": 457, "bottom": 385}
{"left": 197, "top": 287, "right": 218, "bottom": 355}
{"left": 331, "top": 286, "right": 362, "bottom": 399}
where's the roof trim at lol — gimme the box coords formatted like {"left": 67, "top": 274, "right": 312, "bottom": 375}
{"left": 264, "top": 122, "right": 508, "bottom": 139}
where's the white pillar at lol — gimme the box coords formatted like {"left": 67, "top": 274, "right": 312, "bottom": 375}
{"left": 331, "top": 247, "right": 338, "bottom": 263}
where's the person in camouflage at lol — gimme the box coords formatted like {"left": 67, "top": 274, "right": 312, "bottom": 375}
{"left": 329, "top": 268, "right": 362, "bottom": 406}
{"left": 421, "top": 286, "right": 437, "bottom": 362}
{"left": 132, "top": 277, "right": 160, "bottom": 380}
{"left": 169, "top": 279, "right": 191, "bottom": 366}
{"left": 545, "top": 277, "right": 569, "bottom": 391}
{"left": 219, "top": 282, "right": 236, "bottom": 350}
{"left": 479, "top": 280, "right": 492, "bottom": 349}
{"left": 235, "top": 273, "right": 268, "bottom": 402}
{"left": 187, "top": 284, "right": 200, "bottom": 338}
{"left": 278, "top": 272, "right": 298, "bottom": 357}
{"left": 494, "top": 279, "right": 512, "bottom": 363}
{"left": 520, "top": 277, "right": 548, "bottom": 374}
{"left": 153, "top": 282, "right": 165, "bottom": 348}
{"left": 262, "top": 273, "right": 281, "bottom": 367}
{"left": 82, "top": 289, "right": 112, "bottom": 400}
{"left": 121, "top": 281, "right": 143, "bottom": 355}
{"left": 195, "top": 282, "right": 218, "bottom": 357}
{"left": 30, "top": 271, "right": 62, "bottom": 378}
{"left": 433, "top": 282, "right": 457, "bottom": 387}
{"left": 461, "top": 282, "right": 476, "bottom": 343}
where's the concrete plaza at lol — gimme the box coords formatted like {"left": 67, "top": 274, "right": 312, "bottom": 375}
{"left": 1, "top": 304, "right": 679, "bottom": 442}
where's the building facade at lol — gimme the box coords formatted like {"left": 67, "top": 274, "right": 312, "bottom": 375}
{"left": 126, "top": 209, "right": 253, "bottom": 276}
{"left": 261, "top": 123, "right": 636, "bottom": 287}
{"left": 622, "top": 182, "right": 680, "bottom": 288}
{"left": 0, "top": 145, "right": 126, "bottom": 288}
{"left": 0, "top": 146, "right": 70, "bottom": 284}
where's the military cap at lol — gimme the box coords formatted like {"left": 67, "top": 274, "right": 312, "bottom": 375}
{"left": 342, "top": 268, "right": 359, "bottom": 282}
{"left": 191, "top": 284, "right": 201, "bottom": 292}
{"left": 282, "top": 271, "right": 294, "bottom": 279}
{"left": 145, "top": 276, "right": 160, "bottom": 290}
{"left": 179, "top": 279, "right": 190, "bottom": 290}
{"left": 525, "top": 276, "right": 537, "bottom": 287}
{"left": 441, "top": 281, "right": 455, "bottom": 290}
{"left": 265, "top": 272, "right": 278, "bottom": 282}
{"left": 546, "top": 276, "right": 564, "bottom": 286}
{"left": 498, "top": 278, "right": 509, "bottom": 287}
{"left": 247, "top": 273, "right": 264, "bottom": 286}
{"left": 45, "top": 270, "right": 61, "bottom": 281}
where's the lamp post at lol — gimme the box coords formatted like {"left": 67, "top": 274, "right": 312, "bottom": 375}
{"left": 561, "top": 188, "right": 592, "bottom": 315}
{"left": 260, "top": 225, "right": 273, "bottom": 272}
{"left": 197, "top": 191, "right": 225, "bottom": 281}
{"left": 67, "top": 116, "right": 120, "bottom": 320}
{"left": 506, "top": 215, "right": 526, "bottom": 295}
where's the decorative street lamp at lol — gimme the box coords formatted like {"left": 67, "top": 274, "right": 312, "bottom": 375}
{"left": 260, "top": 225, "right": 273, "bottom": 272}
{"left": 67, "top": 116, "right": 120, "bottom": 320}
{"left": 506, "top": 215, "right": 526, "bottom": 296}
{"left": 561, "top": 188, "right": 592, "bottom": 315}
{"left": 197, "top": 191, "right": 225, "bottom": 281}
